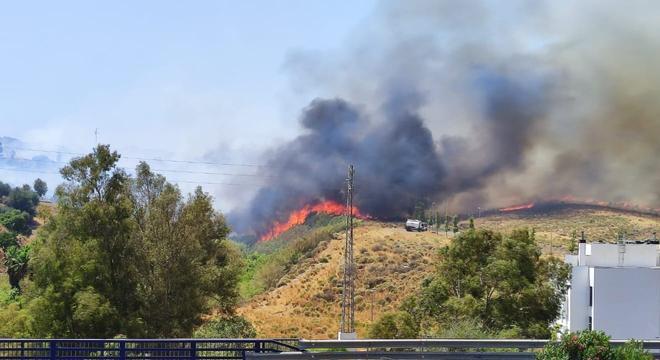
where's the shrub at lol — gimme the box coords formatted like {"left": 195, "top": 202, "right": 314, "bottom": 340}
{"left": 368, "top": 312, "right": 419, "bottom": 339}
{"left": 193, "top": 315, "right": 257, "bottom": 338}
{"left": 0, "top": 209, "right": 30, "bottom": 235}
{"left": 538, "top": 331, "right": 652, "bottom": 360}
{"left": 0, "top": 232, "right": 19, "bottom": 250}
{"left": 613, "top": 341, "right": 653, "bottom": 360}
{"left": 537, "top": 342, "right": 569, "bottom": 360}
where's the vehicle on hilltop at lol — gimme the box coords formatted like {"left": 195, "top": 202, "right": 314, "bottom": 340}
{"left": 405, "top": 219, "right": 428, "bottom": 232}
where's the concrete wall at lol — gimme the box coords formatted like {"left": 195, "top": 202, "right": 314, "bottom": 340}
{"left": 583, "top": 244, "right": 658, "bottom": 267}
{"left": 593, "top": 267, "right": 660, "bottom": 339}
{"left": 568, "top": 266, "right": 590, "bottom": 331}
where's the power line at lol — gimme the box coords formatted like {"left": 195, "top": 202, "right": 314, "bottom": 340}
{"left": 0, "top": 167, "right": 57, "bottom": 175}
{"left": 5, "top": 157, "right": 272, "bottom": 177}
{"left": 4, "top": 146, "right": 266, "bottom": 168}
{"left": 0, "top": 167, "right": 265, "bottom": 187}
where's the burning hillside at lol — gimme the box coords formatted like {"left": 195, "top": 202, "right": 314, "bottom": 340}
{"left": 259, "top": 200, "right": 368, "bottom": 242}
{"left": 225, "top": 1, "right": 660, "bottom": 241}
{"left": 494, "top": 198, "right": 660, "bottom": 217}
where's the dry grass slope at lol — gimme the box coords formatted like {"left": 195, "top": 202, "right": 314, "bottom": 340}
{"left": 239, "top": 222, "right": 447, "bottom": 339}
{"left": 238, "top": 206, "right": 659, "bottom": 339}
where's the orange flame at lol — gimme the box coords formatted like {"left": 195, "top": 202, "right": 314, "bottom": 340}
{"left": 498, "top": 196, "right": 660, "bottom": 214}
{"left": 499, "top": 202, "right": 535, "bottom": 212}
{"left": 259, "top": 200, "right": 368, "bottom": 242}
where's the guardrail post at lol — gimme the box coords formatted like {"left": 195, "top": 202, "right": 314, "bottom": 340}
{"left": 190, "top": 340, "right": 196, "bottom": 360}
{"left": 49, "top": 341, "right": 57, "bottom": 360}
{"left": 119, "top": 340, "right": 126, "bottom": 360}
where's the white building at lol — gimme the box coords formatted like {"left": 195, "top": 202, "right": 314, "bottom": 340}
{"left": 558, "top": 238, "right": 660, "bottom": 339}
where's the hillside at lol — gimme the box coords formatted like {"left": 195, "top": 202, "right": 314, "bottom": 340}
{"left": 237, "top": 205, "right": 660, "bottom": 339}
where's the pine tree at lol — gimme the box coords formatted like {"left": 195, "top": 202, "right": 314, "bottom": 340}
{"left": 445, "top": 215, "right": 450, "bottom": 236}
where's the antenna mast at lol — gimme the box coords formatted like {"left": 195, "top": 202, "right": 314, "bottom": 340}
{"left": 339, "top": 164, "right": 356, "bottom": 339}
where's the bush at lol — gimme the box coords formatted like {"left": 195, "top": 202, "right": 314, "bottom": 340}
{"left": 537, "top": 342, "right": 569, "bottom": 360}
{"left": 0, "top": 232, "right": 19, "bottom": 250}
{"left": 0, "top": 209, "right": 30, "bottom": 235}
{"left": 193, "top": 315, "right": 257, "bottom": 338}
{"left": 368, "top": 312, "right": 419, "bottom": 339}
{"left": 613, "top": 341, "right": 653, "bottom": 360}
{"left": 538, "top": 331, "right": 652, "bottom": 360}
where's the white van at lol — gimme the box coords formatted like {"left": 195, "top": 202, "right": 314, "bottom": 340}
{"left": 405, "top": 219, "right": 427, "bottom": 232}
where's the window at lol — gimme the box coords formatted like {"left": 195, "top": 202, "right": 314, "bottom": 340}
{"left": 589, "top": 286, "right": 593, "bottom": 306}
{"left": 588, "top": 316, "right": 592, "bottom": 330}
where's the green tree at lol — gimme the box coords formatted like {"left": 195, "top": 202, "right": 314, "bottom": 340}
{"left": 6, "top": 186, "right": 39, "bottom": 216}
{"left": 407, "top": 229, "right": 570, "bottom": 338}
{"left": 132, "top": 162, "right": 242, "bottom": 337}
{"left": 445, "top": 215, "right": 450, "bottom": 236}
{"left": 368, "top": 312, "right": 419, "bottom": 339}
{"left": 28, "top": 145, "right": 139, "bottom": 337}
{"left": 452, "top": 215, "right": 459, "bottom": 234}
{"left": 0, "top": 181, "right": 10, "bottom": 198}
{"left": 568, "top": 230, "right": 578, "bottom": 253}
{"left": 469, "top": 217, "right": 475, "bottom": 230}
{"left": 0, "top": 220, "right": 29, "bottom": 292}
{"left": 25, "top": 147, "right": 243, "bottom": 338}
{"left": 33, "top": 178, "right": 48, "bottom": 198}
{"left": 4, "top": 245, "right": 30, "bottom": 292}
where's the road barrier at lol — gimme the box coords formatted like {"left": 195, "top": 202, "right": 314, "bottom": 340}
{"left": 247, "top": 338, "right": 660, "bottom": 359}
{"left": 1, "top": 338, "right": 658, "bottom": 359}
{"left": 0, "top": 338, "right": 300, "bottom": 359}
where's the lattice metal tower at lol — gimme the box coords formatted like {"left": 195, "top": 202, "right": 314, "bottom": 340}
{"left": 339, "top": 164, "right": 356, "bottom": 337}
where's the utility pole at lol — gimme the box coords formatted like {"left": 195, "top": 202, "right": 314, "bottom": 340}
{"left": 444, "top": 202, "right": 448, "bottom": 237}
{"left": 94, "top": 128, "right": 99, "bottom": 145}
{"left": 339, "top": 164, "right": 356, "bottom": 340}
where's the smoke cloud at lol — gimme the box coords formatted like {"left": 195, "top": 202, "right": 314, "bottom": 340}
{"left": 228, "top": 0, "right": 660, "bottom": 237}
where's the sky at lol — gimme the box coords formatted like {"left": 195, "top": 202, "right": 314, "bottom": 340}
{"left": 0, "top": 0, "right": 376, "bottom": 208}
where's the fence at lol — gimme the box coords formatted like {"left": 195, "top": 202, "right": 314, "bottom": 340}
{"left": 2, "top": 339, "right": 659, "bottom": 359}
{"left": 247, "top": 338, "right": 660, "bottom": 359}
{"left": 0, "top": 339, "right": 301, "bottom": 359}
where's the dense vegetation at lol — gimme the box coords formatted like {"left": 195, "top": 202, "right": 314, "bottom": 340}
{"left": 0, "top": 146, "right": 246, "bottom": 338}
{"left": 371, "top": 228, "right": 570, "bottom": 339}
{"left": 538, "top": 330, "right": 652, "bottom": 360}
{"left": 239, "top": 215, "right": 345, "bottom": 299}
{"left": 0, "top": 180, "right": 41, "bottom": 295}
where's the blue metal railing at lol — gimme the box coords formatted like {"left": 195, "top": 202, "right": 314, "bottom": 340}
{"left": 0, "top": 339, "right": 302, "bottom": 359}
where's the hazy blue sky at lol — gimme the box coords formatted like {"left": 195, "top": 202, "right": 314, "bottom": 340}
{"left": 0, "top": 1, "right": 376, "bottom": 157}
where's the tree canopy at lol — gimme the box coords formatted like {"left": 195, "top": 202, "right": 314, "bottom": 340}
{"left": 393, "top": 228, "right": 570, "bottom": 338}
{"left": 33, "top": 179, "right": 47, "bottom": 198}
{"left": 0, "top": 145, "right": 243, "bottom": 338}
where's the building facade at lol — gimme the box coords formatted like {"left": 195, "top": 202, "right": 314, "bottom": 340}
{"left": 558, "top": 239, "right": 660, "bottom": 339}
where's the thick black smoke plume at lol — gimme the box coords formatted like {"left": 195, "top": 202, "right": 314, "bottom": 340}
{"left": 230, "top": 70, "right": 549, "bottom": 236}
{"left": 228, "top": 0, "right": 660, "bottom": 237}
